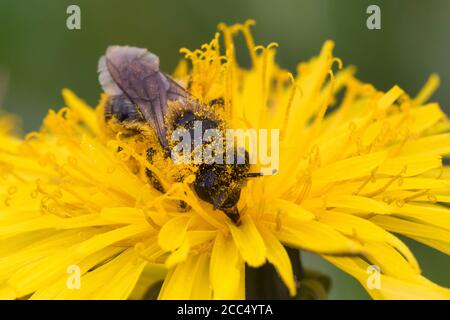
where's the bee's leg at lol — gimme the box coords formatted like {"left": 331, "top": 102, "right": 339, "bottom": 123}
{"left": 118, "top": 121, "right": 146, "bottom": 138}
{"left": 145, "top": 147, "right": 165, "bottom": 193}
{"left": 223, "top": 206, "right": 241, "bottom": 226}
{"left": 104, "top": 97, "right": 146, "bottom": 138}
{"left": 105, "top": 95, "right": 143, "bottom": 123}
{"left": 145, "top": 149, "right": 191, "bottom": 212}
{"left": 208, "top": 97, "right": 224, "bottom": 108}
{"left": 178, "top": 200, "right": 191, "bottom": 212}
{"left": 175, "top": 176, "right": 191, "bottom": 212}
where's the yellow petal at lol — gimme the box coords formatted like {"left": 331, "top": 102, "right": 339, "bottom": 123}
{"left": 228, "top": 215, "right": 266, "bottom": 267}
{"left": 55, "top": 249, "right": 146, "bottom": 300}
{"left": 318, "top": 211, "right": 418, "bottom": 270}
{"left": 128, "top": 263, "right": 167, "bottom": 300}
{"left": 414, "top": 74, "right": 440, "bottom": 105}
{"left": 377, "top": 85, "right": 404, "bottom": 111}
{"left": 398, "top": 133, "right": 450, "bottom": 157}
{"left": 363, "top": 241, "right": 421, "bottom": 281}
{"left": 100, "top": 207, "right": 147, "bottom": 225}
{"left": 75, "top": 224, "right": 152, "bottom": 257}
{"left": 277, "top": 220, "right": 362, "bottom": 255}
{"left": 88, "top": 258, "right": 147, "bottom": 299}
{"left": 388, "top": 203, "right": 450, "bottom": 231}
{"left": 189, "top": 253, "right": 213, "bottom": 299}
{"left": 210, "top": 231, "right": 242, "bottom": 299}
{"left": 259, "top": 224, "right": 296, "bottom": 296}
{"left": 327, "top": 256, "right": 450, "bottom": 299}
{"left": 304, "top": 195, "right": 390, "bottom": 214}
{"left": 313, "top": 151, "right": 387, "bottom": 183}
{"left": 409, "top": 103, "right": 446, "bottom": 133}
{"left": 0, "top": 230, "right": 98, "bottom": 283}
{"left": 158, "top": 253, "right": 212, "bottom": 299}
{"left": 378, "top": 155, "right": 441, "bottom": 176}
{"left": 165, "top": 237, "right": 190, "bottom": 268}
{"left": 0, "top": 284, "right": 16, "bottom": 300}
{"left": 158, "top": 216, "right": 191, "bottom": 252}
{"left": 163, "top": 230, "right": 217, "bottom": 268}
{"left": 260, "top": 199, "right": 315, "bottom": 229}
{"left": 30, "top": 247, "right": 123, "bottom": 299}
{"left": 371, "top": 215, "right": 450, "bottom": 255}
{"left": 62, "top": 89, "right": 99, "bottom": 135}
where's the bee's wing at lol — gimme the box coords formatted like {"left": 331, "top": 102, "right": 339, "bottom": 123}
{"left": 164, "top": 73, "right": 190, "bottom": 101}
{"left": 101, "top": 46, "right": 188, "bottom": 147}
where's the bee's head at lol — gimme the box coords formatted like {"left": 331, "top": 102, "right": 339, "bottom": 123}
{"left": 193, "top": 165, "right": 241, "bottom": 208}
{"left": 193, "top": 155, "right": 249, "bottom": 224}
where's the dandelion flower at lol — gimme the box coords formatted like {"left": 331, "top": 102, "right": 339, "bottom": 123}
{"left": 1, "top": 20, "right": 450, "bottom": 300}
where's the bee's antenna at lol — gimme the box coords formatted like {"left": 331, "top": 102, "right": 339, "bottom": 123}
{"left": 245, "top": 169, "right": 278, "bottom": 178}
{"left": 246, "top": 172, "right": 264, "bottom": 178}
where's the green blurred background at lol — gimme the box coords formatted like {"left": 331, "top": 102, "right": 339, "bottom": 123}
{"left": 0, "top": 0, "right": 449, "bottom": 299}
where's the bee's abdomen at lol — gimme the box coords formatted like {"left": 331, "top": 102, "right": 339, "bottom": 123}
{"left": 105, "top": 95, "right": 144, "bottom": 122}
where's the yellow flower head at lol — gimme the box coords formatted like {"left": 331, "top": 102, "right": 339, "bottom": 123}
{"left": 1, "top": 20, "right": 450, "bottom": 299}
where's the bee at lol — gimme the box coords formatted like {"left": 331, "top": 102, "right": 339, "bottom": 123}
{"left": 98, "top": 46, "right": 259, "bottom": 225}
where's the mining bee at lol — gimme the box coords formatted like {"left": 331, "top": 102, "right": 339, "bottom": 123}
{"left": 98, "top": 46, "right": 259, "bottom": 225}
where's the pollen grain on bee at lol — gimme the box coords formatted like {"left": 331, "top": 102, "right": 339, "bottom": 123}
{"left": 170, "top": 120, "right": 279, "bottom": 176}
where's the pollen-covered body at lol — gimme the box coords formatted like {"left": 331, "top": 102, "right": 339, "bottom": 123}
{"left": 99, "top": 48, "right": 251, "bottom": 223}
